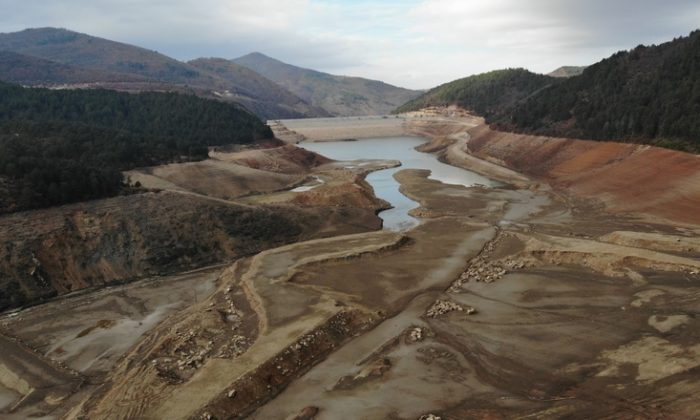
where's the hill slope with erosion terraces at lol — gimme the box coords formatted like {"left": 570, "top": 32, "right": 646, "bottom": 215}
{"left": 0, "top": 192, "right": 313, "bottom": 311}
{"left": 0, "top": 141, "right": 387, "bottom": 312}
{"left": 234, "top": 52, "right": 421, "bottom": 116}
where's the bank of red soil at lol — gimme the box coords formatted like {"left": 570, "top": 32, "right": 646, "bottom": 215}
{"left": 466, "top": 124, "right": 700, "bottom": 225}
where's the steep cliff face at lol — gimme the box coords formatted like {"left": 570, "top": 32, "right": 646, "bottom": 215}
{"left": 465, "top": 125, "right": 700, "bottom": 225}
{"left": 0, "top": 191, "right": 377, "bottom": 311}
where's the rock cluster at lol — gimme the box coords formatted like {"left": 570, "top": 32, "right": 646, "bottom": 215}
{"left": 175, "top": 339, "right": 213, "bottom": 370}
{"left": 459, "top": 257, "right": 507, "bottom": 284}
{"left": 450, "top": 231, "right": 531, "bottom": 290}
{"left": 426, "top": 300, "right": 476, "bottom": 318}
{"left": 222, "top": 286, "right": 244, "bottom": 321}
{"left": 419, "top": 415, "right": 441, "bottom": 420}
{"left": 451, "top": 256, "right": 530, "bottom": 291}
{"left": 153, "top": 289, "right": 250, "bottom": 383}
{"left": 409, "top": 327, "right": 424, "bottom": 342}
{"left": 215, "top": 335, "right": 248, "bottom": 358}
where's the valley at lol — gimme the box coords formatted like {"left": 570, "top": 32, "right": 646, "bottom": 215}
{"left": 2, "top": 109, "right": 700, "bottom": 419}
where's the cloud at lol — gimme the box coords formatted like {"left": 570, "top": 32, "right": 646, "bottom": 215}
{"left": 1, "top": 0, "right": 699, "bottom": 88}
{"left": 410, "top": 0, "right": 700, "bottom": 50}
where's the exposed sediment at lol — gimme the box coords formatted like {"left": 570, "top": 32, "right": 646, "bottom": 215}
{"left": 408, "top": 114, "right": 700, "bottom": 226}
{"left": 3, "top": 109, "right": 700, "bottom": 419}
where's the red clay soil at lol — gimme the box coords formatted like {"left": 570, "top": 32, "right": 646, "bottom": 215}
{"left": 467, "top": 125, "right": 700, "bottom": 225}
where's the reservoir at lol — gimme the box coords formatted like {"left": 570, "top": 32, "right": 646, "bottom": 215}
{"left": 300, "top": 136, "right": 495, "bottom": 230}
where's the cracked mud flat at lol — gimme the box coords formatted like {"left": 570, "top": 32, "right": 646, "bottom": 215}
{"left": 2, "top": 113, "right": 700, "bottom": 419}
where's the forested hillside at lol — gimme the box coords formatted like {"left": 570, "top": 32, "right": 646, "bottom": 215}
{"left": 0, "top": 28, "right": 207, "bottom": 84}
{"left": 395, "top": 69, "right": 555, "bottom": 118}
{"left": 500, "top": 30, "right": 700, "bottom": 152}
{"left": 397, "top": 31, "right": 700, "bottom": 152}
{"left": 0, "top": 82, "right": 272, "bottom": 212}
{"left": 0, "top": 50, "right": 146, "bottom": 85}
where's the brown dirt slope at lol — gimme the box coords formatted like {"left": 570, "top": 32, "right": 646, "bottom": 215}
{"left": 0, "top": 190, "right": 378, "bottom": 312}
{"left": 129, "top": 160, "right": 299, "bottom": 200}
{"left": 466, "top": 124, "right": 700, "bottom": 225}
{"left": 127, "top": 145, "right": 331, "bottom": 200}
{"left": 212, "top": 144, "right": 330, "bottom": 174}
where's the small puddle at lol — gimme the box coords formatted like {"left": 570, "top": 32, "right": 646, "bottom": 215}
{"left": 301, "top": 136, "right": 495, "bottom": 230}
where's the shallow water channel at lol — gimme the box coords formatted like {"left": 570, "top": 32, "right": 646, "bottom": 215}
{"left": 301, "top": 136, "right": 494, "bottom": 230}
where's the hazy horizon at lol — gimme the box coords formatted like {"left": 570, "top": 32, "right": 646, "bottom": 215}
{"left": 2, "top": 0, "right": 700, "bottom": 89}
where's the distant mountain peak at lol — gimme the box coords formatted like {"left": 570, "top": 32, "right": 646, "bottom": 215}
{"left": 241, "top": 51, "right": 272, "bottom": 58}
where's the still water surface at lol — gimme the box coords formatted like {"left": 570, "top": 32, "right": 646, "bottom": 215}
{"left": 301, "top": 136, "right": 494, "bottom": 230}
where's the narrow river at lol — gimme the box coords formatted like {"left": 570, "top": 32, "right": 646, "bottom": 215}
{"left": 300, "top": 136, "right": 495, "bottom": 230}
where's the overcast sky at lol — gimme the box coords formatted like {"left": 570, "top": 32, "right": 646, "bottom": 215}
{"left": 1, "top": 0, "right": 699, "bottom": 89}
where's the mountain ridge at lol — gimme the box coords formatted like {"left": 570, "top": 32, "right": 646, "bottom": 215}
{"left": 234, "top": 52, "right": 421, "bottom": 116}
{"left": 0, "top": 28, "right": 325, "bottom": 119}
{"left": 187, "top": 57, "right": 330, "bottom": 119}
